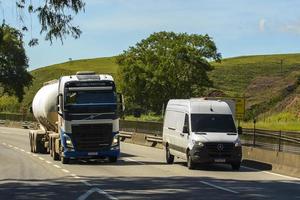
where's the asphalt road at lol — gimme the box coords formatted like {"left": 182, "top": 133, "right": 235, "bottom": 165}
{"left": 0, "top": 127, "right": 299, "bottom": 200}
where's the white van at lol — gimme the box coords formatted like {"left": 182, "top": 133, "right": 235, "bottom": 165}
{"left": 162, "top": 98, "right": 242, "bottom": 170}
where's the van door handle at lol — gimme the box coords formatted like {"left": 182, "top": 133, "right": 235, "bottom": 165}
{"left": 180, "top": 133, "right": 184, "bottom": 137}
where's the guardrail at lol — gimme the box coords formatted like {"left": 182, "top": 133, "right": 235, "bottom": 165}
{"left": 1, "top": 113, "right": 299, "bottom": 154}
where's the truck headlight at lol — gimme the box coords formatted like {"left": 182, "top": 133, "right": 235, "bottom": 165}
{"left": 64, "top": 135, "right": 74, "bottom": 149}
{"left": 192, "top": 140, "right": 204, "bottom": 147}
{"left": 234, "top": 138, "right": 242, "bottom": 147}
{"left": 112, "top": 134, "right": 119, "bottom": 146}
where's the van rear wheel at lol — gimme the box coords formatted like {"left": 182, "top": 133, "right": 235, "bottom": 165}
{"left": 166, "top": 145, "right": 174, "bottom": 164}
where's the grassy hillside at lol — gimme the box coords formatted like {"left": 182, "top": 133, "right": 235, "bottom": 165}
{"left": 2, "top": 53, "right": 300, "bottom": 130}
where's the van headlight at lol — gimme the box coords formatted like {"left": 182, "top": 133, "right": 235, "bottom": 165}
{"left": 112, "top": 134, "right": 119, "bottom": 146}
{"left": 64, "top": 134, "right": 74, "bottom": 149}
{"left": 192, "top": 140, "right": 204, "bottom": 147}
{"left": 234, "top": 138, "right": 242, "bottom": 147}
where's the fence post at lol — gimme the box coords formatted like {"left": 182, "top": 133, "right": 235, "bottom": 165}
{"left": 253, "top": 128, "right": 256, "bottom": 147}
{"left": 278, "top": 130, "right": 282, "bottom": 152}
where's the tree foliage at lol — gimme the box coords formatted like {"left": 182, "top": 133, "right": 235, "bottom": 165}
{"left": 0, "top": 24, "right": 32, "bottom": 101}
{"left": 13, "top": 0, "right": 85, "bottom": 45}
{"left": 117, "top": 31, "right": 221, "bottom": 113}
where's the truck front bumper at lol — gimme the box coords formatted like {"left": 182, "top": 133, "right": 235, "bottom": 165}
{"left": 63, "top": 147, "right": 120, "bottom": 159}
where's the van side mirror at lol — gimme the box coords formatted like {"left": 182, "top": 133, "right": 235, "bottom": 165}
{"left": 238, "top": 126, "right": 243, "bottom": 135}
{"left": 57, "top": 94, "right": 63, "bottom": 116}
{"left": 29, "top": 106, "right": 33, "bottom": 114}
{"left": 183, "top": 125, "right": 189, "bottom": 134}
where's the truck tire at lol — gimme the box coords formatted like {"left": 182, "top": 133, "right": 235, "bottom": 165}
{"left": 187, "top": 151, "right": 196, "bottom": 170}
{"left": 61, "top": 157, "right": 70, "bottom": 164}
{"left": 52, "top": 141, "right": 60, "bottom": 161}
{"left": 166, "top": 145, "right": 174, "bottom": 164}
{"left": 29, "top": 132, "right": 33, "bottom": 153}
{"left": 231, "top": 162, "right": 241, "bottom": 171}
{"left": 108, "top": 156, "right": 118, "bottom": 163}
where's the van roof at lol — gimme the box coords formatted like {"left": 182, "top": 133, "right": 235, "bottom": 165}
{"left": 166, "top": 98, "right": 232, "bottom": 115}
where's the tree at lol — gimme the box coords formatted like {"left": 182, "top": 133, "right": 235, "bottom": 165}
{"left": 0, "top": 24, "right": 32, "bottom": 101}
{"left": 117, "top": 31, "right": 221, "bottom": 113}
{"left": 4, "top": 0, "right": 85, "bottom": 45}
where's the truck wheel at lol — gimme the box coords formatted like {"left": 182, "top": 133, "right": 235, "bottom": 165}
{"left": 231, "top": 162, "right": 241, "bottom": 171}
{"left": 108, "top": 156, "right": 118, "bottom": 163}
{"left": 52, "top": 141, "right": 60, "bottom": 161}
{"left": 61, "top": 157, "right": 70, "bottom": 164}
{"left": 187, "top": 151, "right": 196, "bottom": 170}
{"left": 166, "top": 145, "right": 174, "bottom": 164}
{"left": 29, "top": 133, "right": 33, "bottom": 153}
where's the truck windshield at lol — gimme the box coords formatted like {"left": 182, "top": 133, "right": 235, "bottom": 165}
{"left": 65, "top": 90, "right": 116, "bottom": 105}
{"left": 191, "top": 114, "right": 236, "bottom": 133}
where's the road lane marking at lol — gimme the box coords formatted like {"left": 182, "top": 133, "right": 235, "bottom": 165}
{"left": 26, "top": 151, "right": 31, "bottom": 154}
{"left": 14, "top": 146, "right": 19, "bottom": 150}
{"left": 8, "top": 144, "right": 13, "bottom": 148}
{"left": 38, "top": 157, "right": 45, "bottom": 161}
{"left": 53, "top": 164, "right": 61, "bottom": 169}
{"left": 80, "top": 180, "right": 92, "bottom": 186}
{"left": 46, "top": 160, "right": 52, "bottom": 164}
{"left": 77, "top": 187, "right": 118, "bottom": 200}
{"left": 61, "top": 169, "right": 70, "bottom": 173}
{"left": 241, "top": 166, "right": 300, "bottom": 181}
{"left": 2, "top": 142, "right": 6, "bottom": 145}
{"left": 200, "top": 181, "right": 239, "bottom": 194}
{"left": 20, "top": 149, "right": 25, "bottom": 152}
{"left": 32, "top": 154, "right": 38, "bottom": 157}
{"left": 123, "top": 157, "right": 145, "bottom": 165}
{"left": 71, "top": 174, "right": 81, "bottom": 179}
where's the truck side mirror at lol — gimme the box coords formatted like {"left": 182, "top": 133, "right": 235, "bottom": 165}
{"left": 57, "top": 94, "right": 63, "bottom": 115}
{"left": 29, "top": 106, "right": 33, "bottom": 113}
{"left": 238, "top": 126, "right": 243, "bottom": 135}
{"left": 183, "top": 125, "right": 189, "bottom": 134}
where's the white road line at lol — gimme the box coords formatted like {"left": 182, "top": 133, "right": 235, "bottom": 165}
{"left": 241, "top": 166, "right": 300, "bottom": 181}
{"left": 71, "top": 174, "right": 81, "bottom": 179}
{"left": 77, "top": 187, "right": 118, "bottom": 200}
{"left": 14, "top": 146, "right": 19, "bottom": 150}
{"left": 20, "top": 149, "right": 25, "bottom": 152}
{"left": 32, "top": 154, "right": 38, "bottom": 157}
{"left": 53, "top": 164, "right": 61, "bottom": 169}
{"left": 8, "top": 144, "right": 13, "bottom": 148}
{"left": 46, "top": 160, "right": 52, "bottom": 164}
{"left": 26, "top": 151, "right": 31, "bottom": 154}
{"left": 2, "top": 142, "right": 6, "bottom": 145}
{"left": 200, "top": 181, "right": 239, "bottom": 194}
{"left": 123, "top": 157, "right": 145, "bottom": 165}
{"left": 38, "top": 157, "right": 45, "bottom": 161}
{"left": 62, "top": 169, "right": 70, "bottom": 173}
{"left": 80, "top": 180, "right": 92, "bottom": 186}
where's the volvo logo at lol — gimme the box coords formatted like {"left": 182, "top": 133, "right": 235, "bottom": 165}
{"left": 217, "top": 144, "right": 224, "bottom": 151}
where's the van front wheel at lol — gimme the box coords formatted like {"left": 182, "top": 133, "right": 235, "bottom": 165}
{"left": 187, "top": 151, "right": 196, "bottom": 170}
{"left": 165, "top": 145, "right": 174, "bottom": 164}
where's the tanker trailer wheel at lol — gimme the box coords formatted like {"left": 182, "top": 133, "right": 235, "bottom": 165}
{"left": 29, "top": 132, "right": 33, "bottom": 153}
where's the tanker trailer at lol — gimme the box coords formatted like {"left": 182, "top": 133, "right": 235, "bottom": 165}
{"left": 29, "top": 71, "right": 124, "bottom": 164}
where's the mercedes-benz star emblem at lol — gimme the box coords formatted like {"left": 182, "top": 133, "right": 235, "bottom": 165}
{"left": 217, "top": 144, "right": 224, "bottom": 151}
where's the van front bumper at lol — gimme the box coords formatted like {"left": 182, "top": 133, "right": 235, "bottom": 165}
{"left": 190, "top": 144, "right": 242, "bottom": 164}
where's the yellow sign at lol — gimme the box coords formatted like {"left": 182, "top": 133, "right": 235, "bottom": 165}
{"left": 235, "top": 97, "right": 245, "bottom": 120}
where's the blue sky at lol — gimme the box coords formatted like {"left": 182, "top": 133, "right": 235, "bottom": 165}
{"left": 1, "top": 0, "right": 300, "bottom": 70}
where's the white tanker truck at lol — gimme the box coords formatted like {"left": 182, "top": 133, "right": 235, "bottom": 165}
{"left": 29, "top": 71, "right": 123, "bottom": 164}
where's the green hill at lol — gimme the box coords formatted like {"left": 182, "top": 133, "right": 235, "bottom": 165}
{"left": 2, "top": 53, "right": 300, "bottom": 130}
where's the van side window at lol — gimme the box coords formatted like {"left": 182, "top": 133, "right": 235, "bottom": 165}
{"left": 184, "top": 114, "right": 189, "bottom": 131}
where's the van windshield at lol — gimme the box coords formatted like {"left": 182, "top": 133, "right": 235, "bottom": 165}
{"left": 191, "top": 114, "right": 236, "bottom": 133}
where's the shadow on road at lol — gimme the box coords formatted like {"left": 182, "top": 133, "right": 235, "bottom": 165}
{"left": 0, "top": 176, "right": 299, "bottom": 200}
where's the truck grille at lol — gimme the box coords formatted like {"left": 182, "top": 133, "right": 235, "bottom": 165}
{"left": 71, "top": 124, "right": 113, "bottom": 151}
{"left": 205, "top": 142, "right": 234, "bottom": 157}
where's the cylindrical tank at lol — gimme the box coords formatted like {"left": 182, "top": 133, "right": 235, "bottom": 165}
{"left": 32, "top": 81, "right": 59, "bottom": 132}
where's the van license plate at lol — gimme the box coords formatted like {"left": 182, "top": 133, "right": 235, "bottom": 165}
{"left": 88, "top": 152, "right": 98, "bottom": 156}
{"left": 214, "top": 158, "right": 225, "bottom": 163}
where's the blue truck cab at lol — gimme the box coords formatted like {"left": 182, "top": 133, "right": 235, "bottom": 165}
{"left": 56, "top": 71, "right": 123, "bottom": 163}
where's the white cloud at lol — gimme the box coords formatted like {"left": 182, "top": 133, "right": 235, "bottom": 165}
{"left": 259, "top": 18, "right": 266, "bottom": 32}
{"left": 281, "top": 21, "right": 300, "bottom": 35}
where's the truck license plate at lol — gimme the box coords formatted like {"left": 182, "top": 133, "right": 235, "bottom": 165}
{"left": 214, "top": 158, "right": 226, "bottom": 163}
{"left": 88, "top": 152, "right": 98, "bottom": 156}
